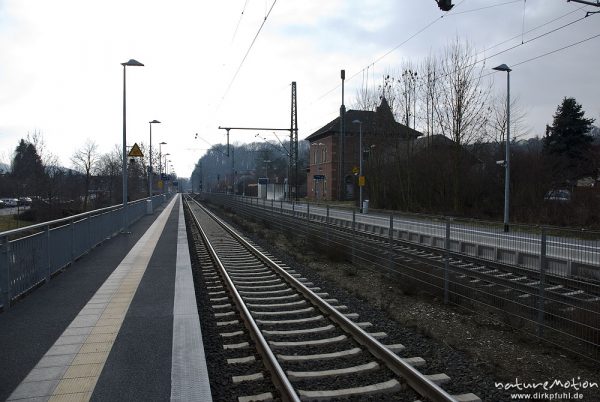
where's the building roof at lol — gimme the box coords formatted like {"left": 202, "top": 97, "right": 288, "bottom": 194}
{"left": 305, "top": 98, "right": 422, "bottom": 142}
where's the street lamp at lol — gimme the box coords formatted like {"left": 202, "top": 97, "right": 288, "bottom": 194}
{"left": 352, "top": 119, "right": 364, "bottom": 213}
{"left": 121, "top": 58, "right": 144, "bottom": 233}
{"left": 148, "top": 120, "right": 161, "bottom": 198}
{"left": 493, "top": 63, "right": 512, "bottom": 233}
{"left": 158, "top": 141, "right": 167, "bottom": 175}
{"left": 163, "top": 153, "right": 170, "bottom": 193}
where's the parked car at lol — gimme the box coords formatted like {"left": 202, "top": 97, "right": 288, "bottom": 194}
{"left": 1, "top": 198, "right": 19, "bottom": 207}
{"left": 544, "top": 189, "right": 571, "bottom": 203}
{"left": 18, "top": 197, "right": 32, "bottom": 206}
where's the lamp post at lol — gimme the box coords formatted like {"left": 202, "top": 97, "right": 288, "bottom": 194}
{"left": 121, "top": 59, "right": 144, "bottom": 233}
{"left": 158, "top": 141, "right": 167, "bottom": 175}
{"left": 148, "top": 120, "right": 161, "bottom": 198}
{"left": 493, "top": 63, "right": 512, "bottom": 233}
{"left": 352, "top": 120, "right": 364, "bottom": 213}
{"left": 163, "top": 153, "right": 170, "bottom": 193}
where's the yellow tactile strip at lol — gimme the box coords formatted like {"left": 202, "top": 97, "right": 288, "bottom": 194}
{"left": 8, "top": 196, "right": 177, "bottom": 402}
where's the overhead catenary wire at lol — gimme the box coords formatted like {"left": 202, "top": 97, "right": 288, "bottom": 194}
{"left": 220, "top": 0, "right": 278, "bottom": 108}
{"left": 308, "top": 1, "right": 591, "bottom": 108}
{"left": 231, "top": 0, "right": 250, "bottom": 43}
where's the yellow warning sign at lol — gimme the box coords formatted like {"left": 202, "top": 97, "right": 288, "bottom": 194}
{"left": 358, "top": 176, "right": 365, "bottom": 187}
{"left": 128, "top": 143, "right": 144, "bottom": 157}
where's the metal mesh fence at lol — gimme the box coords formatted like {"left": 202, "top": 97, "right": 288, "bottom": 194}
{"left": 201, "top": 193, "right": 600, "bottom": 362}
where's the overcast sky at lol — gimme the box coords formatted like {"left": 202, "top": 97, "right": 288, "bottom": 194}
{"left": 0, "top": 0, "right": 598, "bottom": 177}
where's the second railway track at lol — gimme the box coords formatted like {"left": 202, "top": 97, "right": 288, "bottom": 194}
{"left": 184, "top": 195, "right": 481, "bottom": 402}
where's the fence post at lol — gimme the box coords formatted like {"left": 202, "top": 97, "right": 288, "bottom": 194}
{"left": 271, "top": 198, "right": 274, "bottom": 212}
{"left": 1, "top": 235, "right": 10, "bottom": 310}
{"left": 306, "top": 202, "right": 310, "bottom": 237}
{"left": 389, "top": 215, "right": 394, "bottom": 270}
{"left": 326, "top": 205, "right": 330, "bottom": 247}
{"left": 537, "top": 227, "right": 547, "bottom": 337}
{"left": 280, "top": 200, "right": 283, "bottom": 214}
{"left": 352, "top": 209, "right": 356, "bottom": 264}
{"left": 444, "top": 220, "right": 450, "bottom": 304}
{"left": 46, "top": 224, "right": 51, "bottom": 283}
{"left": 292, "top": 201, "right": 295, "bottom": 218}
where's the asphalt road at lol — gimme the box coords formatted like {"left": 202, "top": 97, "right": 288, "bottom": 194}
{"left": 0, "top": 206, "right": 28, "bottom": 216}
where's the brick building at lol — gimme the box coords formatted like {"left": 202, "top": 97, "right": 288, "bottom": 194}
{"left": 305, "top": 98, "right": 421, "bottom": 201}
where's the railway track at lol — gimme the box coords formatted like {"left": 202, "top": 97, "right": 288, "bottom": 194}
{"left": 184, "top": 196, "right": 481, "bottom": 401}
{"left": 215, "top": 195, "right": 600, "bottom": 316}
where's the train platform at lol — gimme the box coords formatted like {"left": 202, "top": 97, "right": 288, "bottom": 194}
{"left": 0, "top": 194, "right": 212, "bottom": 402}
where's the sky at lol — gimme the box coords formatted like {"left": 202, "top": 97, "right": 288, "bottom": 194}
{"left": 0, "top": 0, "right": 598, "bottom": 178}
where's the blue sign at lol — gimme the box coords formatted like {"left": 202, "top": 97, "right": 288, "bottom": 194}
{"left": 314, "top": 175, "right": 325, "bottom": 180}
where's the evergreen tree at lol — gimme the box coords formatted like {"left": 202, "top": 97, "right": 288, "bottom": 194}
{"left": 543, "top": 97, "right": 595, "bottom": 180}
{"left": 544, "top": 97, "right": 594, "bottom": 158}
{"left": 11, "top": 139, "right": 46, "bottom": 196}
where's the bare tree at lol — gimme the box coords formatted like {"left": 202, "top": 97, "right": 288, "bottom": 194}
{"left": 71, "top": 140, "right": 99, "bottom": 209}
{"left": 96, "top": 145, "right": 122, "bottom": 205}
{"left": 395, "top": 62, "right": 418, "bottom": 130}
{"left": 487, "top": 93, "right": 529, "bottom": 147}
{"left": 435, "top": 37, "right": 492, "bottom": 211}
{"left": 419, "top": 53, "right": 441, "bottom": 146}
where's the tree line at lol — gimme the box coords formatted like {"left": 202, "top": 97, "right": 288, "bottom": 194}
{"left": 0, "top": 133, "right": 175, "bottom": 221}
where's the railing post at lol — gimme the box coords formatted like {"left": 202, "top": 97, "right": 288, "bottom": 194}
{"left": 1, "top": 235, "right": 10, "bottom": 310}
{"left": 292, "top": 201, "right": 295, "bottom": 218}
{"left": 444, "top": 219, "right": 450, "bottom": 304}
{"left": 537, "top": 227, "right": 547, "bottom": 337}
{"left": 70, "top": 218, "right": 75, "bottom": 264}
{"left": 280, "top": 200, "right": 283, "bottom": 214}
{"left": 46, "top": 224, "right": 51, "bottom": 283}
{"left": 271, "top": 198, "right": 274, "bottom": 212}
{"left": 88, "top": 214, "right": 92, "bottom": 249}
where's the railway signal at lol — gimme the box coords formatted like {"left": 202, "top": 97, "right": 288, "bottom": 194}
{"left": 436, "top": 0, "right": 454, "bottom": 11}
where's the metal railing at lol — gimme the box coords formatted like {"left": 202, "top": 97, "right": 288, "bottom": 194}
{"left": 0, "top": 194, "right": 169, "bottom": 310}
{"left": 201, "top": 193, "right": 600, "bottom": 361}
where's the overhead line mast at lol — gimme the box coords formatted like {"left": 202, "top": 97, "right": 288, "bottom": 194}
{"left": 218, "top": 81, "right": 299, "bottom": 200}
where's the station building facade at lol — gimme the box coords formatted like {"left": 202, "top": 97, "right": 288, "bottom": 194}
{"left": 305, "top": 98, "right": 422, "bottom": 201}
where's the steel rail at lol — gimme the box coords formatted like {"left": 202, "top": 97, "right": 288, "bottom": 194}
{"left": 190, "top": 197, "right": 460, "bottom": 402}
{"left": 184, "top": 197, "right": 300, "bottom": 402}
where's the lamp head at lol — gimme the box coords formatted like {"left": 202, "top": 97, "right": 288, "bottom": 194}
{"left": 121, "top": 59, "right": 144, "bottom": 67}
{"left": 352, "top": 119, "right": 362, "bottom": 124}
{"left": 150, "top": 119, "right": 161, "bottom": 124}
{"left": 493, "top": 64, "right": 512, "bottom": 72}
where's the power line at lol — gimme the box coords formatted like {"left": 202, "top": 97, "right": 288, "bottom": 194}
{"left": 478, "top": 4, "right": 587, "bottom": 55}
{"left": 231, "top": 0, "right": 250, "bottom": 43}
{"left": 447, "top": 0, "right": 522, "bottom": 16}
{"left": 220, "top": 0, "right": 278, "bottom": 107}
{"left": 311, "top": 3, "right": 594, "bottom": 108}
{"left": 308, "top": 0, "right": 518, "bottom": 106}
{"left": 511, "top": 31, "right": 600, "bottom": 68}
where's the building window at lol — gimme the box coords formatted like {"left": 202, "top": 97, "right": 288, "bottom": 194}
{"left": 322, "top": 147, "right": 327, "bottom": 163}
